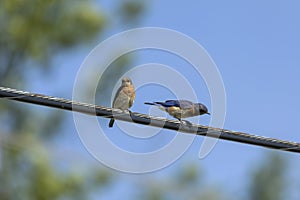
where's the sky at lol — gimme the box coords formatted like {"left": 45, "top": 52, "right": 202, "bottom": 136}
{"left": 138, "top": 2, "right": 300, "bottom": 197}
{"left": 29, "top": 0, "right": 300, "bottom": 199}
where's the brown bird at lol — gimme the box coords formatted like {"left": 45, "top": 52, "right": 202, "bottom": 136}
{"left": 109, "top": 77, "right": 136, "bottom": 128}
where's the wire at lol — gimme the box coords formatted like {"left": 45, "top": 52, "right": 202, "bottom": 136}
{"left": 0, "top": 86, "right": 300, "bottom": 153}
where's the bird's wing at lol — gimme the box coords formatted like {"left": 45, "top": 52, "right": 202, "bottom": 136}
{"left": 164, "top": 100, "right": 193, "bottom": 109}
{"left": 112, "top": 86, "right": 123, "bottom": 106}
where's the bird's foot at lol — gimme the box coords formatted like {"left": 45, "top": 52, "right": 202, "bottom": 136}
{"left": 180, "top": 120, "right": 193, "bottom": 127}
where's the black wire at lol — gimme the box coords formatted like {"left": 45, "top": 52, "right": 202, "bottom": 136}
{"left": 0, "top": 86, "right": 300, "bottom": 153}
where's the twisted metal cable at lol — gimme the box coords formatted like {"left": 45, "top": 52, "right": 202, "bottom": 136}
{"left": 0, "top": 86, "right": 299, "bottom": 153}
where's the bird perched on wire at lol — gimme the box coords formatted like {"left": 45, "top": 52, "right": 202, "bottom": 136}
{"left": 109, "top": 77, "right": 136, "bottom": 128}
{"left": 144, "top": 100, "right": 210, "bottom": 124}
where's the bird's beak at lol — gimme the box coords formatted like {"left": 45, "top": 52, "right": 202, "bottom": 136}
{"left": 207, "top": 112, "right": 211, "bottom": 115}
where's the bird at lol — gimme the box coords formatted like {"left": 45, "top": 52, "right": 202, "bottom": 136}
{"left": 109, "top": 77, "right": 136, "bottom": 128}
{"left": 144, "top": 100, "right": 210, "bottom": 124}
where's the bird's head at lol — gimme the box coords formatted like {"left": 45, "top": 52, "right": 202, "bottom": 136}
{"left": 197, "top": 103, "right": 210, "bottom": 115}
{"left": 121, "top": 77, "right": 133, "bottom": 87}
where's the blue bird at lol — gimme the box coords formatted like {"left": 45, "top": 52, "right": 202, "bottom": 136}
{"left": 144, "top": 100, "right": 210, "bottom": 123}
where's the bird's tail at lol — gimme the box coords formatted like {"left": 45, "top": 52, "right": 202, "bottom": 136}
{"left": 144, "top": 102, "right": 156, "bottom": 105}
{"left": 109, "top": 119, "right": 115, "bottom": 128}
{"left": 144, "top": 102, "right": 163, "bottom": 106}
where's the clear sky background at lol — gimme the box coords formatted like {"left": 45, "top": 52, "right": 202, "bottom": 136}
{"left": 30, "top": 0, "right": 300, "bottom": 199}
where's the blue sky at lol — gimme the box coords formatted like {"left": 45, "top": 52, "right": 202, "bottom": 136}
{"left": 29, "top": 0, "right": 300, "bottom": 199}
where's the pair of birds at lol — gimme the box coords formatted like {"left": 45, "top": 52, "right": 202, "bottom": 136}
{"left": 109, "top": 77, "right": 210, "bottom": 127}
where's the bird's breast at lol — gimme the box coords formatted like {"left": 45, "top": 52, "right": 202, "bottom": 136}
{"left": 166, "top": 106, "right": 182, "bottom": 118}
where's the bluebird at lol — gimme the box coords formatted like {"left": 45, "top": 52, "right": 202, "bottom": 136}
{"left": 109, "top": 77, "right": 136, "bottom": 128}
{"left": 144, "top": 100, "right": 210, "bottom": 123}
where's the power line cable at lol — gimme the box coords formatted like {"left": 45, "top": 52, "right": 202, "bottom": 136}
{"left": 0, "top": 86, "right": 299, "bottom": 153}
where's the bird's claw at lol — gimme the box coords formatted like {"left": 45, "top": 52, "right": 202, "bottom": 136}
{"left": 124, "top": 109, "right": 132, "bottom": 114}
{"left": 179, "top": 120, "right": 193, "bottom": 127}
{"left": 180, "top": 120, "right": 193, "bottom": 126}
